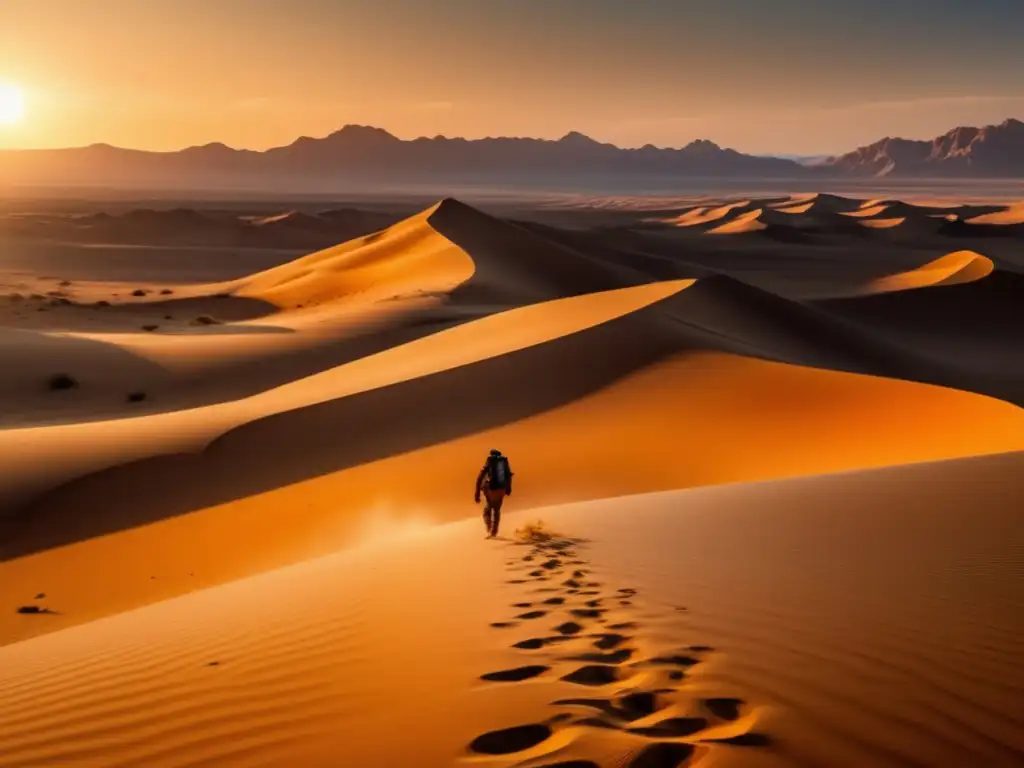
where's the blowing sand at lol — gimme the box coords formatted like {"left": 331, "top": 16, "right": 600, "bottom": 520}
{"left": 1, "top": 192, "right": 1022, "bottom": 767}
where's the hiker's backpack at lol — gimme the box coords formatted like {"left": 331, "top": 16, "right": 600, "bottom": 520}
{"left": 487, "top": 455, "right": 512, "bottom": 491}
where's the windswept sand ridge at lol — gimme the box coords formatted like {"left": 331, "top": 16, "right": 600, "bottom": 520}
{"left": 0, "top": 280, "right": 690, "bottom": 516}
{"left": 868, "top": 250, "right": 995, "bottom": 293}
{"left": 0, "top": 199, "right": 655, "bottom": 427}
{"left": 769, "top": 201, "right": 815, "bottom": 214}
{"left": 705, "top": 209, "right": 769, "bottom": 234}
{"left": 661, "top": 201, "right": 756, "bottom": 228}
{"left": 230, "top": 203, "right": 476, "bottom": 310}
{"left": 650, "top": 273, "right": 1024, "bottom": 403}
{"left": 2, "top": 452, "right": 1020, "bottom": 767}
{"left": 0, "top": 213, "right": 473, "bottom": 425}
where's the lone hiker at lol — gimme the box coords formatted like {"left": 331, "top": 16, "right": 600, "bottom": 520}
{"left": 475, "top": 449, "right": 513, "bottom": 538}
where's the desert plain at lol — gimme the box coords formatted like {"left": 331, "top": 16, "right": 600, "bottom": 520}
{"left": 0, "top": 187, "right": 1022, "bottom": 767}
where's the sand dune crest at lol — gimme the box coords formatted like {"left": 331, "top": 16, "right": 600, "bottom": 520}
{"left": 869, "top": 251, "right": 995, "bottom": 294}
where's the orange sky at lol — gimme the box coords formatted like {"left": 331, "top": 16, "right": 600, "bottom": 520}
{"left": 1, "top": 1, "right": 1022, "bottom": 155}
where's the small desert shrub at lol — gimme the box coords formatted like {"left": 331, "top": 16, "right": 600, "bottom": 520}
{"left": 95, "top": 300, "right": 111, "bottom": 308}
{"left": 48, "top": 373, "right": 78, "bottom": 391}
{"left": 141, "top": 324, "right": 159, "bottom": 332}
{"left": 126, "top": 392, "right": 147, "bottom": 403}
{"left": 515, "top": 520, "right": 553, "bottom": 544}
{"left": 190, "top": 315, "right": 221, "bottom": 326}
{"left": 132, "top": 289, "right": 148, "bottom": 297}
{"left": 59, "top": 280, "right": 72, "bottom": 287}
{"left": 213, "top": 292, "right": 231, "bottom": 299}
{"left": 160, "top": 288, "right": 173, "bottom": 295}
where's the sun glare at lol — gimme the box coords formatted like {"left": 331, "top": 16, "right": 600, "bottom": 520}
{"left": 0, "top": 84, "right": 25, "bottom": 125}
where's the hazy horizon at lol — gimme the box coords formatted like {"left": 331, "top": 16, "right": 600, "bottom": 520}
{"left": 2, "top": 0, "right": 1023, "bottom": 156}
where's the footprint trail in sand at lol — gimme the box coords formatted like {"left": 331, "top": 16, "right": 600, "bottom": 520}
{"left": 468, "top": 532, "right": 774, "bottom": 766}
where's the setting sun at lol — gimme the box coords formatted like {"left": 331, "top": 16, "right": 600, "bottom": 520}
{"left": 0, "top": 83, "right": 25, "bottom": 124}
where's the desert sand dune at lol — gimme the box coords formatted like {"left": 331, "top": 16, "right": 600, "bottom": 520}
{"left": 769, "top": 201, "right": 815, "bottom": 214}
{"left": 4, "top": 334, "right": 1023, "bottom": 643}
{"left": 661, "top": 201, "right": 756, "bottom": 228}
{"left": 819, "top": 266, "right": 1024, "bottom": 403}
{"left": 967, "top": 202, "right": 1024, "bottom": 225}
{"left": 2, "top": 452, "right": 1020, "bottom": 767}
{"left": 705, "top": 209, "right": 769, "bottom": 234}
{"left": 868, "top": 250, "right": 995, "bottom": 293}
{"left": 3, "top": 192, "right": 1024, "bottom": 767}
{"left": 857, "top": 216, "right": 905, "bottom": 229}
{"left": 771, "top": 192, "right": 867, "bottom": 214}
{"left": 232, "top": 203, "right": 475, "bottom": 310}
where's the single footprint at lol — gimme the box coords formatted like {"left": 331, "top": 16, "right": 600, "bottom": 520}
{"left": 481, "top": 665, "right": 550, "bottom": 682}
{"left": 702, "top": 697, "right": 743, "bottom": 721}
{"left": 514, "top": 636, "right": 569, "bottom": 650}
{"left": 561, "top": 665, "right": 620, "bottom": 686}
{"left": 570, "top": 608, "right": 604, "bottom": 619}
{"left": 543, "top": 597, "right": 566, "bottom": 605}
{"left": 554, "top": 621, "right": 584, "bottom": 635}
{"left": 512, "top": 602, "right": 533, "bottom": 608}
{"left": 609, "top": 622, "right": 638, "bottom": 631}
{"left": 469, "top": 724, "right": 552, "bottom": 755}
{"left": 491, "top": 621, "right": 518, "bottom": 629}
{"left": 517, "top": 610, "right": 548, "bottom": 620}
{"left": 592, "top": 633, "right": 627, "bottom": 649}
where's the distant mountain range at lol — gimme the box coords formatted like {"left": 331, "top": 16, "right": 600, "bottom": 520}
{"left": 1, "top": 118, "right": 1021, "bottom": 191}
{"left": 813, "top": 118, "right": 1024, "bottom": 177}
